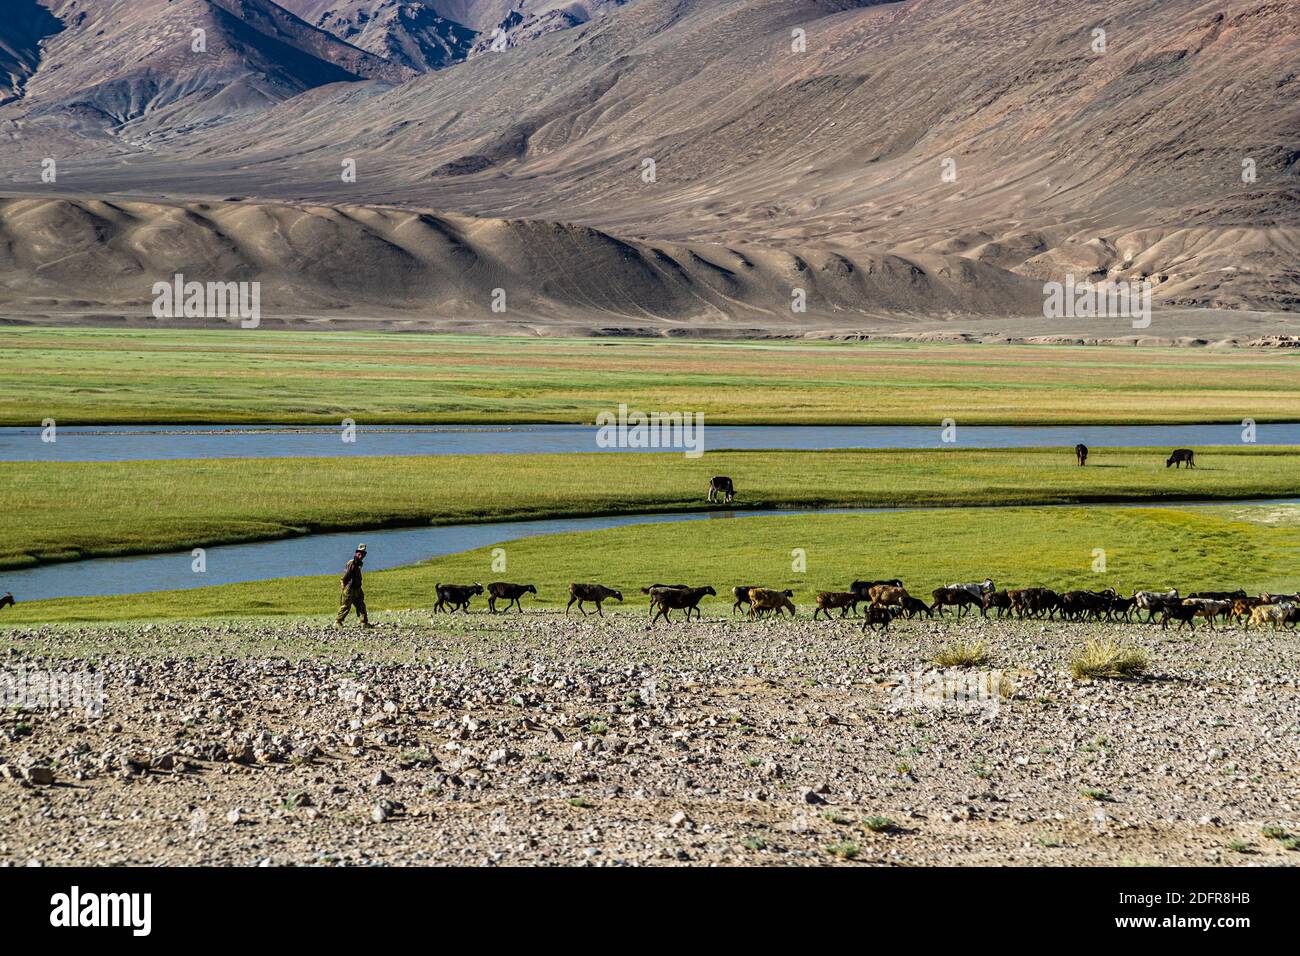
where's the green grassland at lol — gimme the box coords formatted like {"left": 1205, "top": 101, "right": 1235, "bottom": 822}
{"left": 3, "top": 327, "right": 1299, "bottom": 425}
{"left": 6, "top": 504, "right": 1299, "bottom": 625}
{"left": 4, "top": 446, "right": 1298, "bottom": 570}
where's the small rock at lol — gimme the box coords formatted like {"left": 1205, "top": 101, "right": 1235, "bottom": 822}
{"left": 23, "top": 766, "right": 55, "bottom": 786}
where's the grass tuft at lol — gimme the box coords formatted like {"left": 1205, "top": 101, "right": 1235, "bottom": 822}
{"left": 932, "top": 640, "right": 989, "bottom": 668}
{"left": 1071, "top": 640, "right": 1148, "bottom": 680}
{"left": 824, "top": 841, "right": 860, "bottom": 860}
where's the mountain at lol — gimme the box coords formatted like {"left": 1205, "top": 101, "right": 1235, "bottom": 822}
{"left": 0, "top": 0, "right": 409, "bottom": 143}
{"left": 275, "top": 2, "right": 477, "bottom": 71}
{"left": 0, "top": 0, "right": 63, "bottom": 105}
{"left": 275, "top": 1, "right": 629, "bottom": 70}
{"left": 0, "top": 0, "right": 1295, "bottom": 332}
{"left": 0, "top": 194, "right": 1046, "bottom": 331}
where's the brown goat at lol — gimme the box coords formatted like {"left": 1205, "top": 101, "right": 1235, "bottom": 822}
{"left": 641, "top": 583, "right": 688, "bottom": 608}
{"left": 487, "top": 582, "right": 536, "bottom": 613}
{"left": 731, "top": 585, "right": 766, "bottom": 615}
{"left": 649, "top": 585, "right": 716, "bottom": 624}
{"left": 1180, "top": 598, "right": 1232, "bottom": 629}
{"left": 983, "top": 590, "right": 1012, "bottom": 619}
{"left": 566, "top": 583, "right": 623, "bottom": 617}
{"left": 814, "top": 590, "right": 861, "bottom": 620}
{"left": 868, "top": 585, "right": 910, "bottom": 608}
{"left": 748, "top": 588, "right": 795, "bottom": 618}
{"left": 931, "top": 587, "right": 984, "bottom": 618}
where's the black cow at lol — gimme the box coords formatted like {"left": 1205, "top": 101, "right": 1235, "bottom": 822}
{"left": 1075, "top": 443, "right": 1088, "bottom": 466}
{"left": 708, "top": 476, "right": 735, "bottom": 503}
{"left": 1166, "top": 449, "right": 1195, "bottom": 469}
{"left": 0, "top": 592, "right": 13, "bottom": 610}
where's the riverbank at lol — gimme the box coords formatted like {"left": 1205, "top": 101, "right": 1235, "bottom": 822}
{"left": 4, "top": 447, "right": 1299, "bottom": 573}
{"left": 5, "top": 328, "right": 1300, "bottom": 426}
{"left": 6, "top": 503, "right": 1298, "bottom": 623}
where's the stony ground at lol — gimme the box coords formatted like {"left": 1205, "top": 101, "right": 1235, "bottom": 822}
{"left": 2, "top": 610, "right": 1299, "bottom": 866}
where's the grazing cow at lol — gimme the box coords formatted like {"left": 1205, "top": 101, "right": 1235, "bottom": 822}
{"left": 947, "top": 579, "right": 995, "bottom": 600}
{"left": 487, "top": 582, "right": 536, "bottom": 613}
{"left": 868, "top": 584, "right": 910, "bottom": 608}
{"left": 1075, "top": 443, "right": 1088, "bottom": 466}
{"left": 931, "top": 587, "right": 984, "bottom": 618}
{"left": 566, "top": 583, "right": 623, "bottom": 617}
{"left": 0, "top": 592, "right": 12, "bottom": 610}
{"left": 861, "top": 604, "right": 901, "bottom": 632}
{"left": 1134, "top": 589, "right": 1179, "bottom": 623}
{"left": 1166, "top": 449, "right": 1195, "bottom": 469}
{"left": 850, "top": 578, "right": 903, "bottom": 598}
{"left": 649, "top": 586, "right": 716, "bottom": 624}
{"left": 814, "top": 591, "right": 861, "bottom": 620}
{"left": 708, "top": 476, "right": 735, "bottom": 504}
{"left": 901, "top": 595, "right": 933, "bottom": 619}
{"left": 748, "top": 588, "right": 796, "bottom": 619}
{"left": 1246, "top": 603, "right": 1296, "bottom": 630}
{"left": 983, "top": 590, "right": 1012, "bottom": 619}
{"left": 434, "top": 582, "right": 483, "bottom": 613}
{"left": 731, "top": 585, "right": 766, "bottom": 616}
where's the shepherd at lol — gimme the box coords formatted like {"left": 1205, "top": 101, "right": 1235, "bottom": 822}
{"left": 335, "top": 544, "right": 374, "bottom": 628}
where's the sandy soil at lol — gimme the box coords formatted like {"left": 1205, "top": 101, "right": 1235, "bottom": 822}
{"left": 2, "top": 612, "right": 1298, "bottom": 866}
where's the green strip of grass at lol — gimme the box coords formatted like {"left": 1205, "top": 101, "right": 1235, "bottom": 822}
{"left": 6, "top": 505, "right": 1299, "bottom": 624}
{"left": 3, "top": 327, "right": 1300, "bottom": 425}
{"left": 4, "top": 447, "right": 1297, "bottom": 571}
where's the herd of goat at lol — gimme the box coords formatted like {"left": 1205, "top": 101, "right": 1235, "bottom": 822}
{"left": 430, "top": 580, "right": 1300, "bottom": 631}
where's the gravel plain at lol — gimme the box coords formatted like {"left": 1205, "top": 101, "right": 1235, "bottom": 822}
{"left": 2, "top": 611, "right": 1299, "bottom": 866}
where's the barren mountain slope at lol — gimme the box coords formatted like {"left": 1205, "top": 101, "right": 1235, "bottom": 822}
{"left": 0, "top": 0, "right": 1295, "bottom": 330}
{"left": 277, "top": 1, "right": 631, "bottom": 61}
{"left": 173, "top": 0, "right": 1297, "bottom": 310}
{"left": 0, "top": 0, "right": 409, "bottom": 143}
{"left": 277, "top": 1, "right": 478, "bottom": 71}
{"left": 0, "top": 194, "right": 1048, "bottom": 330}
{"left": 0, "top": 0, "right": 63, "bottom": 105}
